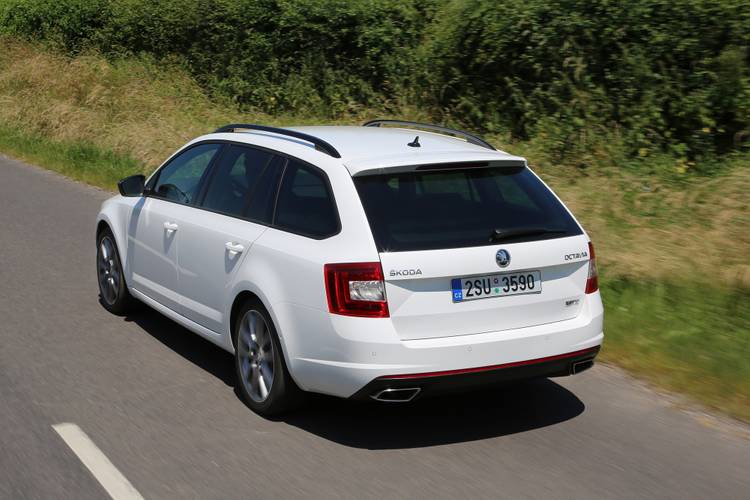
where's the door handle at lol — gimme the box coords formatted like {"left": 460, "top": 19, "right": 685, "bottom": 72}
{"left": 225, "top": 242, "right": 245, "bottom": 254}
{"left": 163, "top": 221, "right": 179, "bottom": 233}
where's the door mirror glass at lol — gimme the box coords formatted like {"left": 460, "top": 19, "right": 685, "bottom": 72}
{"left": 118, "top": 174, "right": 145, "bottom": 197}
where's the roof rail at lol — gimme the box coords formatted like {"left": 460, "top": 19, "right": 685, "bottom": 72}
{"left": 213, "top": 124, "right": 341, "bottom": 158}
{"left": 363, "top": 119, "right": 495, "bottom": 151}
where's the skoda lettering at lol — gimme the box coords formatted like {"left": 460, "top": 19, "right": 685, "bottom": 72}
{"left": 390, "top": 269, "right": 423, "bottom": 277}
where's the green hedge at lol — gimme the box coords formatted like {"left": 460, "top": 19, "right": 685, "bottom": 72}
{"left": 1, "top": 0, "right": 748, "bottom": 160}
{"left": 422, "top": 0, "right": 750, "bottom": 161}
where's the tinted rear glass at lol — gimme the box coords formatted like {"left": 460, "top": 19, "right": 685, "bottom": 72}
{"left": 274, "top": 160, "right": 339, "bottom": 238}
{"left": 200, "top": 144, "right": 272, "bottom": 217}
{"left": 246, "top": 155, "right": 285, "bottom": 224}
{"left": 354, "top": 166, "right": 582, "bottom": 252}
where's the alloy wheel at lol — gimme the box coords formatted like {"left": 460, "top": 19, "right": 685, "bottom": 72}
{"left": 237, "top": 310, "right": 275, "bottom": 402}
{"left": 97, "top": 236, "right": 121, "bottom": 305}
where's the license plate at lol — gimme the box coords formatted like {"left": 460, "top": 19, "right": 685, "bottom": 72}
{"left": 451, "top": 270, "right": 542, "bottom": 302}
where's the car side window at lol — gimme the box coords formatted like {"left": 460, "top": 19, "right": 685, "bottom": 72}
{"left": 274, "top": 160, "right": 338, "bottom": 238}
{"left": 200, "top": 145, "right": 272, "bottom": 217}
{"left": 246, "top": 155, "right": 285, "bottom": 224}
{"left": 151, "top": 143, "right": 221, "bottom": 204}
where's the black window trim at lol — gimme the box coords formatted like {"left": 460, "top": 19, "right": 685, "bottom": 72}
{"left": 241, "top": 153, "right": 287, "bottom": 221}
{"left": 270, "top": 159, "right": 288, "bottom": 227}
{"left": 144, "top": 139, "right": 342, "bottom": 240}
{"left": 193, "top": 143, "right": 232, "bottom": 206}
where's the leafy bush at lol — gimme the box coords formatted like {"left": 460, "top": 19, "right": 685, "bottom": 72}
{"left": 0, "top": 0, "right": 110, "bottom": 51}
{"left": 422, "top": 0, "right": 750, "bottom": 160}
{"left": 1, "top": 0, "right": 748, "bottom": 161}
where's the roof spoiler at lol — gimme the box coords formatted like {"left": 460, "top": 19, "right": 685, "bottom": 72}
{"left": 347, "top": 151, "right": 526, "bottom": 177}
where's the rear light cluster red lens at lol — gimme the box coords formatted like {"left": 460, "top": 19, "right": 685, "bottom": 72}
{"left": 324, "top": 262, "right": 389, "bottom": 318}
{"left": 585, "top": 241, "right": 599, "bottom": 294}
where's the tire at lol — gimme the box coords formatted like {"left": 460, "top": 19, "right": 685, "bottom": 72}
{"left": 233, "top": 298, "right": 305, "bottom": 416}
{"left": 96, "top": 227, "right": 136, "bottom": 315}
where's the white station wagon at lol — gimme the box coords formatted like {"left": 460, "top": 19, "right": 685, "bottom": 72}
{"left": 96, "top": 121, "right": 603, "bottom": 415}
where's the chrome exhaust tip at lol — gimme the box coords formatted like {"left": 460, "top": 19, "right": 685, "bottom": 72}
{"left": 571, "top": 359, "right": 594, "bottom": 375}
{"left": 370, "top": 387, "right": 421, "bottom": 403}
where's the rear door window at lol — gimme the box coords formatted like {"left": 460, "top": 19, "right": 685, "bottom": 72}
{"left": 273, "top": 160, "right": 339, "bottom": 238}
{"left": 354, "top": 166, "right": 582, "bottom": 252}
{"left": 246, "top": 155, "right": 285, "bottom": 224}
{"left": 200, "top": 144, "right": 273, "bottom": 217}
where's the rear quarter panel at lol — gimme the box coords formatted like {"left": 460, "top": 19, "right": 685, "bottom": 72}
{"left": 226, "top": 157, "right": 381, "bottom": 382}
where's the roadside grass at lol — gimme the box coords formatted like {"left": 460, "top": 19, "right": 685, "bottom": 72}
{"left": 0, "top": 37, "right": 246, "bottom": 170}
{"left": 0, "top": 36, "right": 426, "bottom": 170}
{"left": 0, "top": 124, "right": 140, "bottom": 187}
{"left": 601, "top": 279, "right": 750, "bottom": 422}
{"left": 548, "top": 163, "right": 750, "bottom": 288}
{"left": 1, "top": 37, "right": 749, "bottom": 421}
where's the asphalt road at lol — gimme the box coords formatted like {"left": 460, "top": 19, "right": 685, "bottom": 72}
{"left": 1, "top": 154, "right": 749, "bottom": 500}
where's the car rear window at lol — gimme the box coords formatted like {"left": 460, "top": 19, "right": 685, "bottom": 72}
{"left": 353, "top": 166, "right": 582, "bottom": 252}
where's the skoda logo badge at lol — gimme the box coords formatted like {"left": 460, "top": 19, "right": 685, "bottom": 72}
{"left": 496, "top": 249, "right": 511, "bottom": 268}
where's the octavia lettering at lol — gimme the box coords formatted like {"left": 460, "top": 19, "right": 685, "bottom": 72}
{"left": 564, "top": 250, "right": 589, "bottom": 261}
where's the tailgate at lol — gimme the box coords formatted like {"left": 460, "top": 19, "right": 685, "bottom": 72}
{"left": 381, "top": 235, "right": 590, "bottom": 340}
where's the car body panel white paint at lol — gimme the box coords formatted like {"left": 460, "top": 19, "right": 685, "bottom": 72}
{"left": 176, "top": 207, "right": 267, "bottom": 333}
{"left": 381, "top": 235, "right": 590, "bottom": 340}
{"left": 97, "top": 125, "right": 604, "bottom": 398}
{"left": 295, "top": 295, "right": 602, "bottom": 397}
{"left": 130, "top": 288, "right": 226, "bottom": 348}
{"left": 127, "top": 197, "right": 182, "bottom": 312}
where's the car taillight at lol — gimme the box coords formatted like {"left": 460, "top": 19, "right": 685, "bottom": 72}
{"left": 324, "top": 262, "right": 389, "bottom": 318}
{"left": 585, "top": 241, "right": 599, "bottom": 294}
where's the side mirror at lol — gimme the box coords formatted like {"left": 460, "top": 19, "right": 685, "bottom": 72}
{"left": 117, "top": 174, "right": 145, "bottom": 197}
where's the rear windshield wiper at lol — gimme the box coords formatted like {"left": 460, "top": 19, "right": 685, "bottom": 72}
{"left": 489, "top": 227, "right": 568, "bottom": 242}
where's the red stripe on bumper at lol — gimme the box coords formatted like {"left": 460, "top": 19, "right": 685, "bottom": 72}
{"left": 377, "top": 346, "right": 600, "bottom": 380}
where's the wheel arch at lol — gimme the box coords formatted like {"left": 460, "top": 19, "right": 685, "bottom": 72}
{"left": 229, "top": 290, "right": 262, "bottom": 350}
{"left": 95, "top": 212, "right": 125, "bottom": 254}
{"left": 96, "top": 219, "right": 110, "bottom": 240}
{"left": 95, "top": 197, "right": 139, "bottom": 290}
{"left": 227, "top": 287, "right": 306, "bottom": 390}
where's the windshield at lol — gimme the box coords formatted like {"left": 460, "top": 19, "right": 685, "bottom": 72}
{"left": 353, "top": 166, "right": 582, "bottom": 252}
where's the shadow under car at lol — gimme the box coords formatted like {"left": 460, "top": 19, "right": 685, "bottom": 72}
{"left": 120, "top": 304, "right": 586, "bottom": 450}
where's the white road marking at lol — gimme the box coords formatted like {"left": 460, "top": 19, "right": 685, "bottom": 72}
{"left": 52, "top": 423, "right": 144, "bottom": 500}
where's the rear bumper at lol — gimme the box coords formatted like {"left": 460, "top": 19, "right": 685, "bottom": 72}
{"left": 350, "top": 346, "right": 599, "bottom": 401}
{"left": 282, "top": 291, "right": 604, "bottom": 399}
